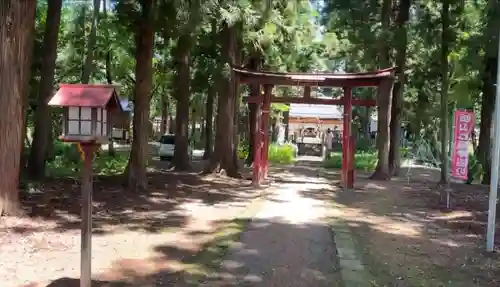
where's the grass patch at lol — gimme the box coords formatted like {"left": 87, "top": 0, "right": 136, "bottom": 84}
{"left": 238, "top": 141, "right": 296, "bottom": 164}
{"left": 324, "top": 151, "right": 377, "bottom": 171}
{"left": 268, "top": 143, "right": 296, "bottom": 164}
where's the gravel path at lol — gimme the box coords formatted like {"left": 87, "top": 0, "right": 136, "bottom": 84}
{"left": 208, "top": 170, "right": 342, "bottom": 287}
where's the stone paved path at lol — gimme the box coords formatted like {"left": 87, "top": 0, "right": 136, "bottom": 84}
{"left": 207, "top": 170, "right": 342, "bottom": 287}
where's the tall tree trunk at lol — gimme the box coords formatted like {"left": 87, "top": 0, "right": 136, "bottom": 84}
{"left": 103, "top": 0, "right": 115, "bottom": 157}
{"left": 160, "top": 93, "right": 168, "bottom": 135}
{"left": 203, "top": 85, "right": 215, "bottom": 159}
{"left": 205, "top": 22, "right": 240, "bottom": 177}
{"left": 371, "top": 79, "right": 394, "bottom": 180}
{"left": 477, "top": 0, "right": 500, "bottom": 184}
{"left": 389, "top": 0, "right": 411, "bottom": 176}
{"left": 190, "top": 108, "right": 196, "bottom": 141}
{"left": 105, "top": 50, "right": 116, "bottom": 156}
{"left": 28, "top": 0, "right": 63, "bottom": 179}
{"left": 125, "top": 0, "right": 155, "bottom": 191}
{"left": 245, "top": 55, "right": 261, "bottom": 165}
{"left": 169, "top": 116, "right": 175, "bottom": 134}
{"left": 363, "top": 107, "right": 371, "bottom": 139}
{"left": 172, "top": 34, "right": 192, "bottom": 170}
{"left": 371, "top": 0, "right": 393, "bottom": 180}
{"left": 283, "top": 107, "right": 290, "bottom": 140}
{"left": 81, "top": 0, "right": 101, "bottom": 84}
{"left": 232, "top": 43, "right": 243, "bottom": 169}
{"left": 439, "top": 0, "right": 450, "bottom": 183}
{"left": 478, "top": 61, "right": 496, "bottom": 184}
{"left": 160, "top": 28, "right": 170, "bottom": 137}
{"left": 0, "top": 0, "right": 36, "bottom": 215}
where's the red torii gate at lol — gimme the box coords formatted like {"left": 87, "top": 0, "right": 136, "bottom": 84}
{"left": 235, "top": 67, "right": 396, "bottom": 188}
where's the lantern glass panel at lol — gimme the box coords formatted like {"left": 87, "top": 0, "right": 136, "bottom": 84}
{"left": 102, "top": 124, "right": 107, "bottom": 136}
{"left": 96, "top": 122, "right": 102, "bottom": 135}
{"left": 68, "top": 120, "right": 79, "bottom": 134}
{"left": 81, "top": 121, "right": 91, "bottom": 135}
{"left": 97, "top": 108, "right": 102, "bottom": 121}
{"left": 103, "top": 109, "right": 107, "bottom": 123}
{"left": 81, "top": 107, "right": 92, "bottom": 120}
{"left": 68, "top": 107, "right": 79, "bottom": 120}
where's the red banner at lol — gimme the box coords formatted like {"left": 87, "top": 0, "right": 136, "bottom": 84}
{"left": 451, "top": 110, "right": 475, "bottom": 180}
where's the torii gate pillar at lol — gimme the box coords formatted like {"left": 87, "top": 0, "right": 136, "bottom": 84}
{"left": 341, "top": 87, "right": 354, "bottom": 189}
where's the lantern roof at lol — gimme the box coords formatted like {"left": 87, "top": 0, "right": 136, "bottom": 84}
{"left": 48, "top": 84, "right": 122, "bottom": 111}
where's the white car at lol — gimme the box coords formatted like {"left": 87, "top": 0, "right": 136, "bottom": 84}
{"left": 158, "top": 134, "right": 193, "bottom": 161}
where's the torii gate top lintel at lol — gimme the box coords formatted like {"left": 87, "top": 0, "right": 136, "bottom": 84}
{"left": 233, "top": 66, "right": 396, "bottom": 87}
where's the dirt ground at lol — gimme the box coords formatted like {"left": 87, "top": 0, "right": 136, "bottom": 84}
{"left": 4, "top": 157, "right": 500, "bottom": 287}
{"left": 326, "top": 166, "right": 500, "bottom": 287}
{"left": 0, "top": 162, "right": 262, "bottom": 287}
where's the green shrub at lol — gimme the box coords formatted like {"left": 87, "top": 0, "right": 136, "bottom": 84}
{"left": 46, "top": 149, "right": 129, "bottom": 177}
{"left": 355, "top": 137, "right": 376, "bottom": 152}
{"left": 400, "top": 147, "right": 409, "bottom": 158}
{"left": 238, "top": 140, "right": 249, "bottom": 159}
{"left": 323, "top": 151, "right": 377, "bottom": 171}
{"left": 467, "top": 152, "right": 483, "bottom": 184}
{"left": 48, "top": 140, "right": 80, "bottom": 163}
{"left": 268, "top": 143, "right": 296, "bottom": 164}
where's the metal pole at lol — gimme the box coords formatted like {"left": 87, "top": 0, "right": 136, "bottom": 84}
{"left": 80, "top": 144, "right": 95, "bottom": 286}
{"left": 486, "top": 32, "right": 500, "bottom": 252}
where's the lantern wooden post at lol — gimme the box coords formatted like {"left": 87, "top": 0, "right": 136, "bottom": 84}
{"left": 79, "top": 143, "right": 99, "bottom": 287}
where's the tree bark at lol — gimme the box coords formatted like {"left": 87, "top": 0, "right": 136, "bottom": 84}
{"left": 0, "top": 0, "right": 37, "bottom": 216}
{"left": 172, "top": 34, "right": 192, "bottom": 171}
{"left": 477, "top": 0, "right": 500, "bottom": 184}
{"left": 245, "top": 55, "right": 261, "bottom": 165}
{"left": 81, "top": 0, "right": 101, "bottom": 84}
{"left": 105, "top": 51, "right": 116, "bottom": 156}
{"left": 371, "top": 0, "right": 393, "bottom": 180}
{"left": 28, "top": 0, "right": 63, "bottom": 179}
{"left": 204, "top": 22, "right": 240, "bottom": 177}
{"left": 388, "top": 0, "right": 410, "bottom": 176}
{"left": 283, "top": 107, "right": 290, "bottom": 140}
{"left": 190, "top": 108, "right": 196, "bottom": 141}
{"left": 160, "top": 92, "right": 168, "bottom": 135}
{"left": 103, "top": 0, "right": 115, "bottom": 157}
{"left": 125, "top": 0, "right": 155, "bottom": 191}
{"left": 439, "top": 0, "right": 450, "bottom": 183}
{"left": 160, "top": 28, "right": 171, "bottom": 137}
{"left": 371, "top": 78, "right": 394, "bottom": 180}
{"left": 203, "top": 85, "right": 215, "bottom": 159}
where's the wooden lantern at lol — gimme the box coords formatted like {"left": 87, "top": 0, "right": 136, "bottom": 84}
{"left": 48, "top": 84, "right": 122, "bottom": 144}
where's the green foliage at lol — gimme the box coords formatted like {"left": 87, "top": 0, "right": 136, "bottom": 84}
{"left": 48, "top": 141, "right": 80, "bottom": 163}
{"left": 467, "top": 152, "right": 483, "bottom": 184}
{"left": 323, "top": 151, "right": 378, "bottom": 171}
{"left": 46, "top": 149, "right": 129, "bottom": 178}
{"left": 34, "top": 141, "right": 129, "bottom": 177}
{"left": 237, "top": 141, "right": 295, "bottom": 164}
{"left": 268, "top": 143, "right": 296, "bottom": 164}
{"left": 400, "top": 147, "right": 409, "bottom": 158}
{"left": 238, "top": 140, "right": 249, "bottom": 159}
{"left": 355, "top": 137, "right": 376, "bottom": 152}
